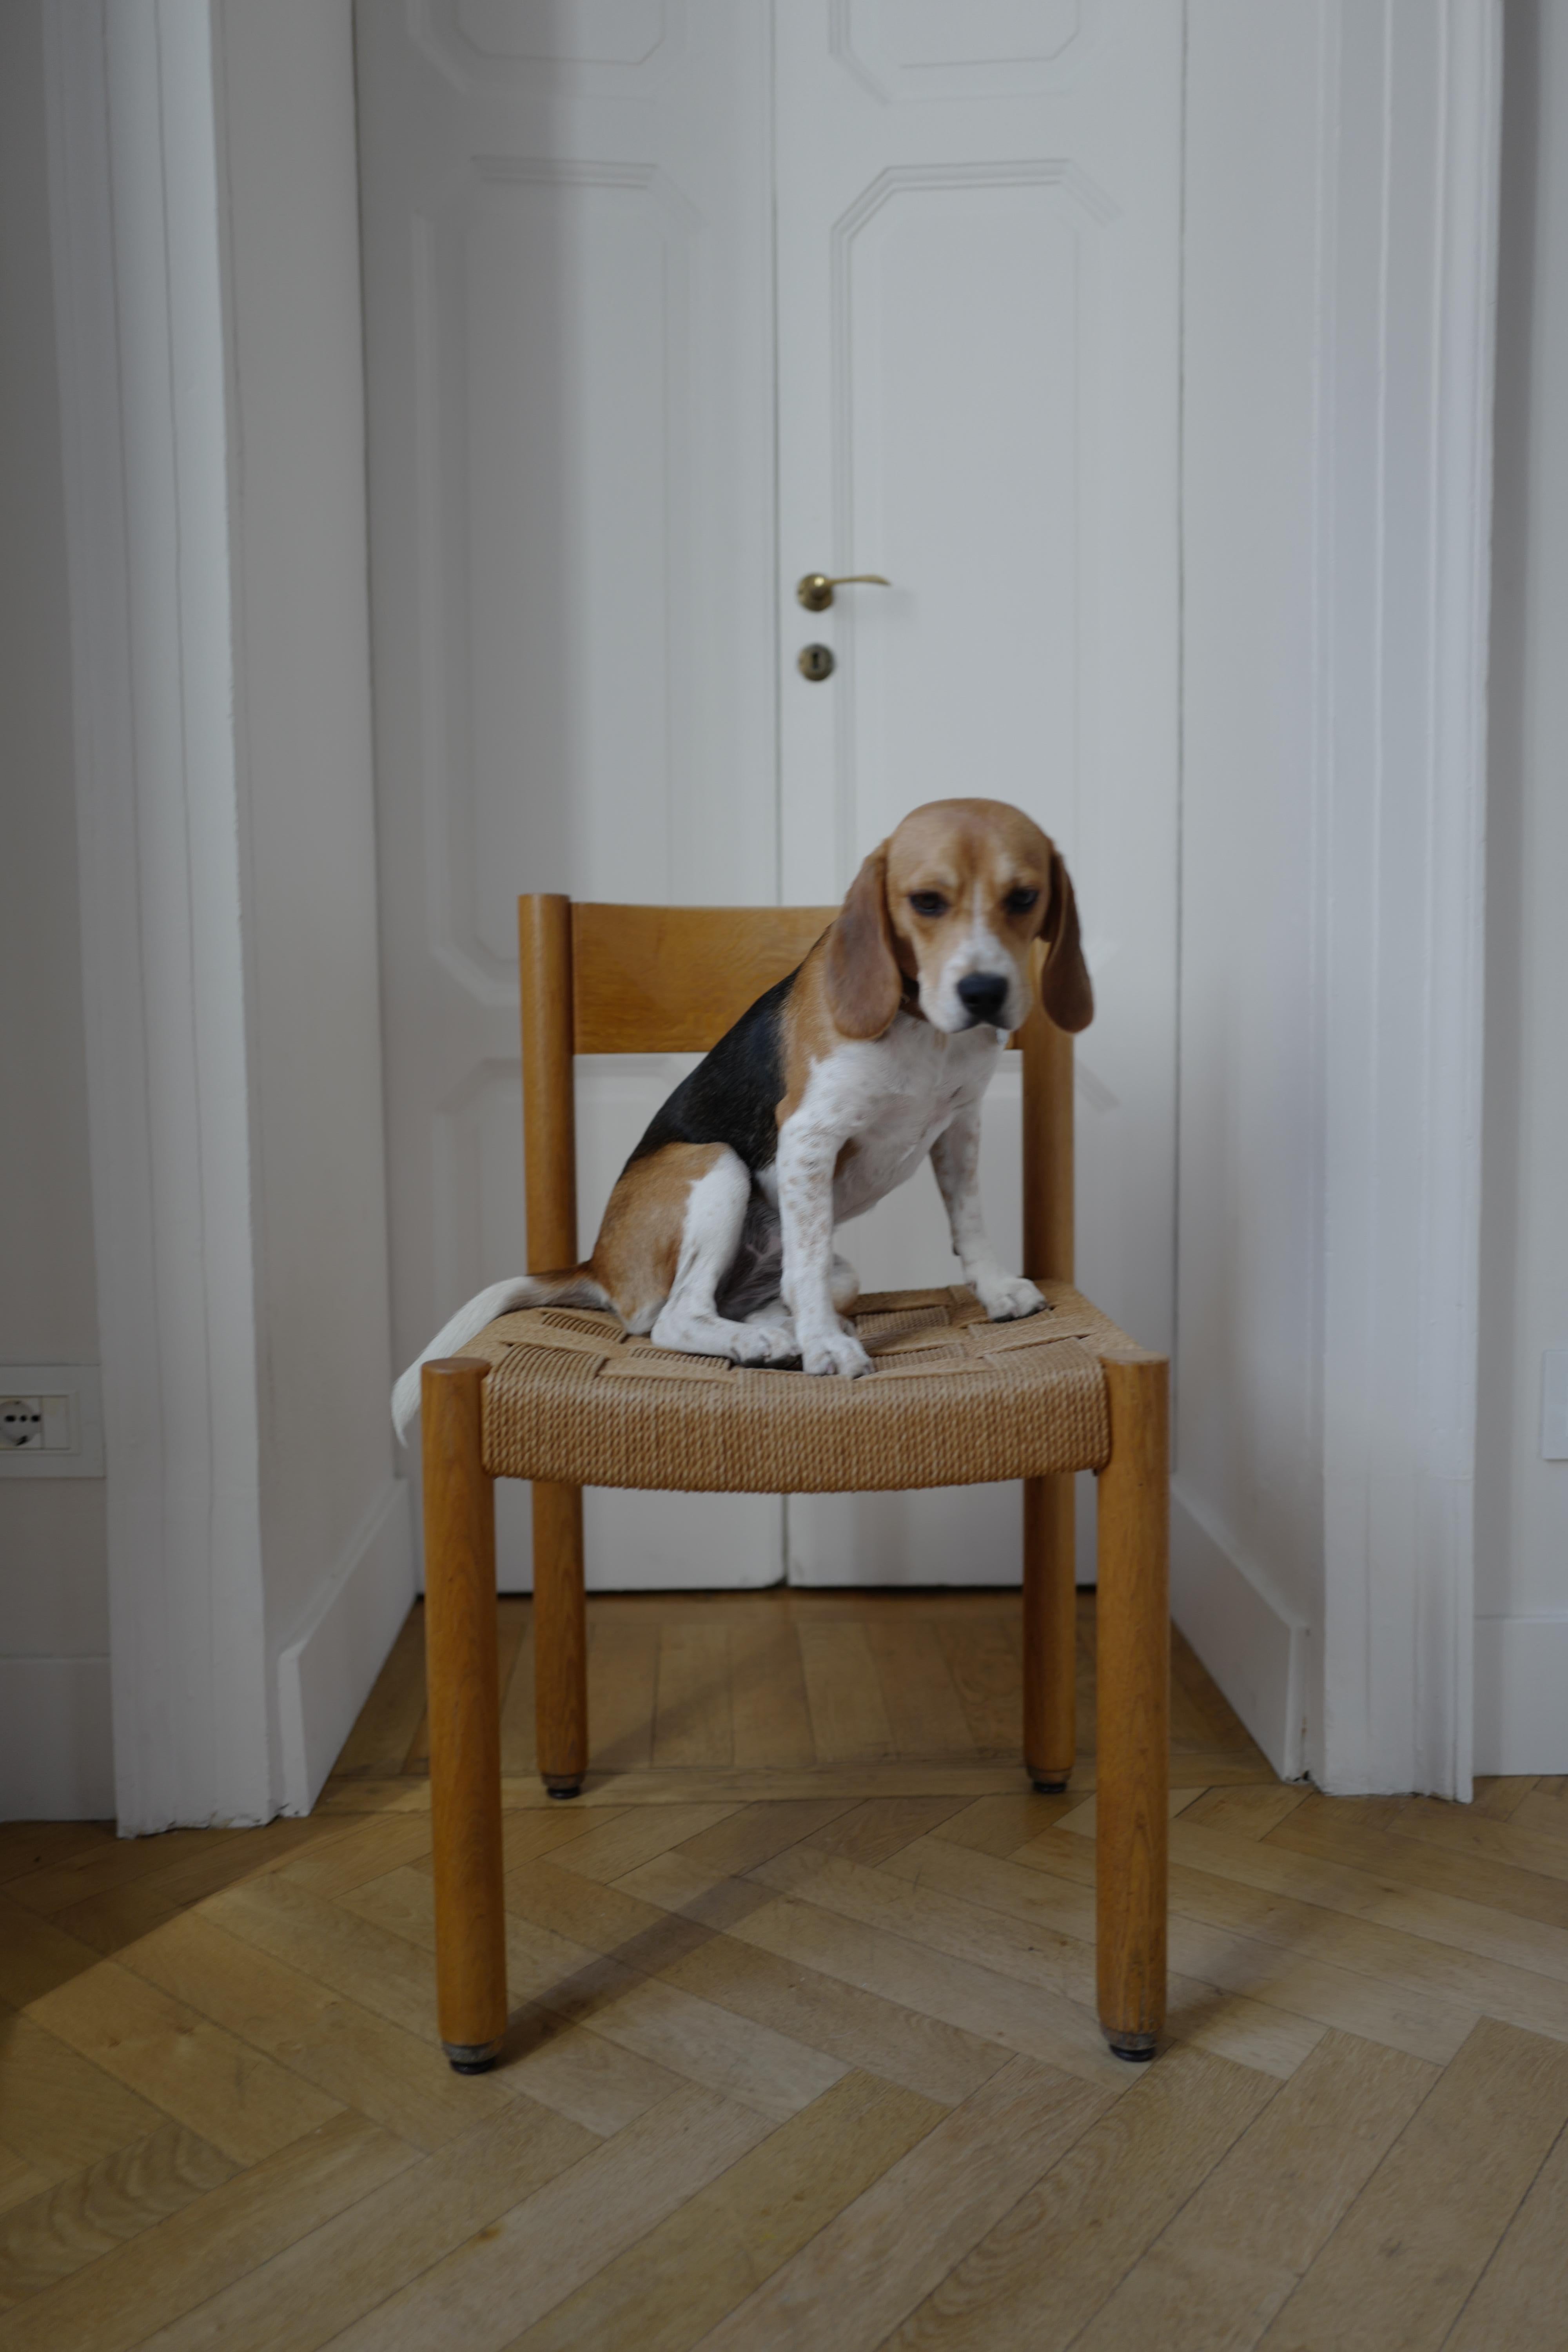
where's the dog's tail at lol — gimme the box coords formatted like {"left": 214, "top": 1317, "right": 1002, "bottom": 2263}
{"left": 391, "top": 1268, "right": 610, "bottom": 1445}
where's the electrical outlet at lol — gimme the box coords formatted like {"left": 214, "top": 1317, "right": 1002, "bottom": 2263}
{"left": 0, "top": 1395, "right": 75, "bottom": 1450}
{"left": 0, "top": 1368, "right": 103, "bottom": 1477}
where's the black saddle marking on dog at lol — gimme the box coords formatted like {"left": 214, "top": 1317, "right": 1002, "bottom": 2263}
{"left": 626, "top": 968, "right": 794, "bottom": 1178}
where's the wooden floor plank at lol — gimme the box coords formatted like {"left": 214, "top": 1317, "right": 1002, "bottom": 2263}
{"left": 882, "top": 1833, "right": 1325, "bottom": 2082}
{"left": 1256, "top": 2018, "right": 1568, "bottom": 2350}
{"left": 800, "top": 1795, "right": 975, "bottom": 1870}
{"left": 0, "top": 1904, "right": 343, "bottom": 2166}
{"left": 0, "top": 2113, "right": 412, "bottom": 2352}
{"left": 1267, "top": 1796, "right": 1568, "bottom": 1933}
{"left": 659, "top": 1920, "right": 1010, "bottom": 2110}
{"left": 546, "top": 1802, "right": 741, "bottom": 1886}
{"left": 497, "top": 1615, "right": 537, "bottom": 1779}
{"left": 1444, "top": 2112, "right": 1568, "bottom": 2351}
{"left": 587, "top": 1609, "right": 660, "bottom": 1773}
{"left": 863, "top": 1610, "right": 980, "bottom": 1760}
{"left": 505, "top": 2070, "right": 944, "bottom": 2352}
{"left": 935, "top": 1616, "right": 1022, "bottom": 1757}
{"left": 728, "top": 1612, "right": 817, "bottom": 1771}
{"left": 929, "top": 1790, "right": 1079, "bottom": 1858}
{"left": 338, "top": 1866, "right": 691, "bottom": 2136}
{"left": 880, "top": 2045, "right": 1276, "bottom": 2352}
{"left": 1069, "top": 2031, "right": 1434, "bottom": 2351}
{"left": 671, "top": 1798, "right": 857, "bottom": 1878}
{"left": 797, "top": 1623, "right": 896, "bottom": 1765}
{"left": 0, "top": 2013, "right": 169, "bottom": 2189}
{"left": 110, "top": 1908, "right": 513, "bottom": 2154}
{"left": 0, "top": 1826, "right": 114, "bottom": 1887}
{"left": 729, "top": 1885, "right": 1132, "bottom": 2089}
{"left": 1512, "top": 1784, "right": 1568, "bottom": 1845}
{"left": 1175, "top": 1814, "right": 1568, "bottom": 1987}
{"left": 495, "top": 1900, "right": 850, "bottom": 2123}
{"left": 1007, "top": 1829, "right": 1482, "bottom": 2062}
{"left": 1179, "top": 1784, "right": 1313, "bottom": 1840}
{"left": 132, "top": 2098, "right": 596, "bottom": 2352}
{"left": 0, "top": 2120, "right": 234, "bottom": 2310}
{"left": 316, "top": 2087, "right": 773, "bottom": 2352}
{"left": 652, "top": 1622, "right": 733, "bottom": 1769}
{"left": 695, "top": 2055, "right": 1113, "bottom": 2352}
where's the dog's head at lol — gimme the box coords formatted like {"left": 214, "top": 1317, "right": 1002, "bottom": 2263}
{"left": 826, "top": 799, "right": 1093, "bottom": 1041}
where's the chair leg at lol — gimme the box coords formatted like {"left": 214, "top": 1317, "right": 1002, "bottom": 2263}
{"left": 1094, "top": 1354, "right": 1169, "bottom": 2062}
{"left": 1023, "top": 1474, "right": 1076, "bottom": 1791}
{"left": 421, "top": 1358, "right": 507, "bottom": 2074}
{"left": 533, "top": 1480, "right": 588, "bottom": 1797}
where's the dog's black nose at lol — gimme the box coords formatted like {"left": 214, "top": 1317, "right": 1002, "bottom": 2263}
{"left": 956, "top": 973, "right": 1009, "bottom": 1026}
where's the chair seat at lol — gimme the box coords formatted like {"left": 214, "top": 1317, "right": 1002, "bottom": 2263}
{"left": 465, "top": 1282, "right": 1148, "bottom": 1494}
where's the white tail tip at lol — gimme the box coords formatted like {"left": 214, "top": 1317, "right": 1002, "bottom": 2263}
{"left": 391, "top": 1276, "right": 543, "bottom": 1445}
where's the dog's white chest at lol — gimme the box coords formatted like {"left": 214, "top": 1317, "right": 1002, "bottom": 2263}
{"left": 787, "top": 1016, "right": 999, "bottom": 1224}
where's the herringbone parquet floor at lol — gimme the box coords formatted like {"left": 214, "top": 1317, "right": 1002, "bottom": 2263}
{"left": 1, "top": 1590, "right": 1566, "bottom": 2348}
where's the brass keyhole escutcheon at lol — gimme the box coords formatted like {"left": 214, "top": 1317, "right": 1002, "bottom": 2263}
{"left": 798, "top": 643, "right": 836, "bottom": 682}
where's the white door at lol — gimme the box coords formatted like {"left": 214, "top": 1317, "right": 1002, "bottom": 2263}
{"left": 357, "top": 0, "right": 1180, "bottom": 1592}
{"left": 775, "top": 1, "right": 1181, "bottom": 1583}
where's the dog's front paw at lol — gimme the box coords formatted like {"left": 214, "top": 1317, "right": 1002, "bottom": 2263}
{"left": 731, "top": 1320, "right": 800, "bottom": 1367}
{"left": 801, "top": 1329, "right": 873, "bottom": 1378}
{"left": 978, "top": 1274, "right": 1048, "bottom": 1323}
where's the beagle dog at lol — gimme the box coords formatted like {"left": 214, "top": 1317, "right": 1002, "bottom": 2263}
{"left": 393, "top": 798, "right": 1091, "bottom": 1440}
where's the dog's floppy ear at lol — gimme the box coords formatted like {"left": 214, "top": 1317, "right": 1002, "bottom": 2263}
{"left": 826, "top": 841, "right": 904, "bottom": 1039}
{"left": 1039, "top": 846, "right": 1093, "bottom": 1033}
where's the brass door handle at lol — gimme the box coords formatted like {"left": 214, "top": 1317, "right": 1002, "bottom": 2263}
{"left": 796, "top": 572, "right": 891, "bottom": 612}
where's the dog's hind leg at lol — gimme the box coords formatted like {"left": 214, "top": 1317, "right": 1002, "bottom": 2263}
{"left": 650, "top": 1151, "right": 801, "bottom": 1365}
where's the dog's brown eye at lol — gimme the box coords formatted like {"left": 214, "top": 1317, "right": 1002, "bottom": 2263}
{"left": 1005, "top": 888, "right": 1039, "bottom": 915}
{"left": 909, "top": 892, "right": 947, "bottom": 918}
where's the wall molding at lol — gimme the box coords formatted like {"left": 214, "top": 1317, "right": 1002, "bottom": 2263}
{"left": 1171, "top": 1486, "right": 1308, "bottom": 1783}
{"left": 1474, "top": 1617, "right": 1568, "bottom": 1775}
{"left": 1314, "top": 0, "right": 1501, "bottom": 1797}
{"left": 0, "top": 1660, "right": 114, "bottom": 1822}
{"left": 44, "top": 0, "right": 274, "bottom": 1832}
{"left": 277, "top": 1481, "right": 414, "bottom": 1816}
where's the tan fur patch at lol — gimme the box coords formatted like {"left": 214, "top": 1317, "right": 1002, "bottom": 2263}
{"left": 589, "top": 1142, "right": 727, "bottom": 1325}
{"left": 775, "top": 940, "right": 849, "bottom": 1129}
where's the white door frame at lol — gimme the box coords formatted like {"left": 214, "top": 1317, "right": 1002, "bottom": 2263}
{"left": 1314, "top": 0, "right": 1500, "bottom": 1798}
{"left": 44, "top": 0, "right": 1499, "bottom": 1815}
{"left": 44, "top": 0, "right": 408, "bottom": 1833}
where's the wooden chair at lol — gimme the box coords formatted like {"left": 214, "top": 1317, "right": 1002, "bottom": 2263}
{"left": 420, "top": 896, "right": 1169, "bottom": 2071}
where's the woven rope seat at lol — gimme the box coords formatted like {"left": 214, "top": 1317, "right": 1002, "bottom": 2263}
{"left": 465, "top": 1281, "right": 1148, "bottom": 1494}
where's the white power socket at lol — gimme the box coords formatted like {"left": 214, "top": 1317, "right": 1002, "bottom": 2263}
{"left": 0, "top": 1368, "right": 103, "bottom": 1477}
{"left": 0, "top": 1395, "right": 71, "bottom": 1451}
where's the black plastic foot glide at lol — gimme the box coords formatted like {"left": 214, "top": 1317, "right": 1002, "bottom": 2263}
{"left": 543, "top": 1776, "right": 584, "bottom": 1800}
{"left": 443, "top": 2041, "right": 501, "bottom": 2074}
{"left": 1029, "top": 1773, "right": 1071, "bottom": 1794}
{"left": 1104, "top": 2032, "right": 1158, "bottom": 2063}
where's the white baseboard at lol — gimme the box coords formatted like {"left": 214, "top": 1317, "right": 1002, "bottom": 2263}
{"left": 276, "top": 1481, "right": 414, "bottom": 1816}
{"left": 1170, "top": 1484, "right": 1308, "bottom": 1781}
{"left": 1474, "top": 1616, "right": 1568, "bottom": 1774}
{"left": 0, "top": 1658, "right": 115, "bottom": 1820}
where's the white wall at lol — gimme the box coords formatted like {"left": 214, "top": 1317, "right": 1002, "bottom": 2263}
{"left": 1475, "top": 0, "right": 1568, "bottom": 1773}
{"left": 216, "top": 0, "right": 414, "bottom": 1815}
{"left": 0, "top": 1, "right": 114, "bottom": 1820}
{"left": 1175, "top": 0, "right": 1324, "bottom": 1781}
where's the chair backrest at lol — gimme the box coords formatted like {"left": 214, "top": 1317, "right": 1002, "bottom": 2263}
{"left": 518, "top": 895, "right": 1074, "bottom": 1284}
